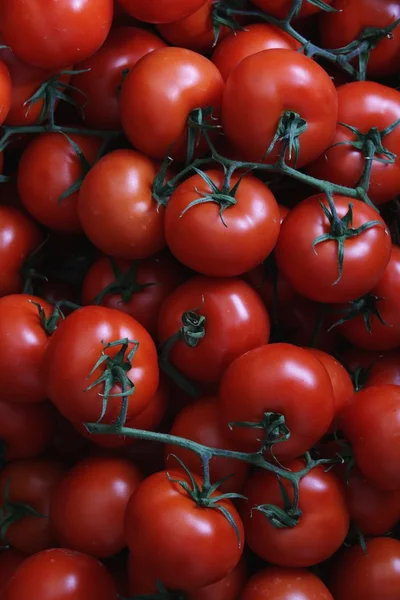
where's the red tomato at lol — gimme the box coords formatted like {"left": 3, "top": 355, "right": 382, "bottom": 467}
{"left": 240, "top": 566, "right": 333, "bottom": 600}
{"left": 0, "top": 459, "right": 66, "bottom": 555}
{"left": 71, "top": 26, "right": 166, "bottom": 129}
{"left": 116, "top": 0, "right": 208, "bottom": 24}
{"left": 212, "top": 23, "right": 299, "bottom": 81}
{"left": 0, "top": 295, "right": 56, "bottom": 404}
{"left": 120, "top": 47, "right": 224, "bottom": 161}
{"left": 218, "top": 343, "right": 335, "bottom": 460}
{"left": 0, "top": 0, "right": 113, "bottom": 70}
{"left": 125, "top": 469, "right": 244, "bottom": 591}
{"left": 242, "top": 460, "right": 349, "bottom": 567}
{"left": 253, "top": 0, "right": 333, "bottom": 18}
{"left": 0, "top": 400, "right": 54, "bottom": 461}
{"left": 82, "top": 253, "right": 186, "bottom": 340}
{"left": 365, "top": 351, "right": 400, "bottom": 387}
{"left": 320, "top": 0, "right": 400, "bottom": 78}
{"left": 334, "top": 245, "right": 400, "bottom": 350}
{"left": 158, "top": 275, "right": 270, "bottom": 384}
{"left": 0, "top": 207, "right": 43, "bottom": 297}
{"left": 329, "top": 537, "right": 400, "bottom": 600}
{"left": 18, "top": 133, "right": 101, "bottom": 233}
{"left": 2, "top": 548, "right": 118, "bottom": 600}
{"left": 50, "top": 457, "right": 142, "bottom": 558}
{"left": 0, "top": 59, "right": 11, "bottom": 126}
{"left": 78, "top": 150, "right": 166, "bottom": 259}
{"left": 166, "top": 397, "right": 249, "bottom": 493}
{"left": 165, "top": 170, "right": 280, "bottom": 277}
{"left": 0, "top": 550, "right": 26, "bottom": 596}
{"left": 341, "top": 384, "right": 400, "bottom": 490}
{"left": 222, "top": 49, "right": 338, "bottom": 167}
{"left": 308, "top": 82, "right": 400, "bottom": 205}
{"left": 275, "top": 194, "right": 392, "bottom": 303}
{"left": 43, "top": 306, "right": 159, "bottom": 425}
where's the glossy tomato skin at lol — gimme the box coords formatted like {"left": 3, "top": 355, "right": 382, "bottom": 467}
{"left": 329, "top": 537, "right": 400, "bottom": 600}
{"left": 320, "top": 0, "right": 400, "bottom": 78}
{"left": 240, "top": 566, "right": 333, "bottom": 600}
{"left": 242, "top": 460, "right": 349, "bottom": 567}
{"left": 125, "top": 469, "right": 244, "bottom": 591}
{"left": 0, "top": 550, "right": 26, "bottom": 596}
{"left": 0, "top": 459, "right": 66, "bottom": 555}
{"left": 78, "top": 150, "right": 166, "bottom": 260}
{"left": 116, "top": 0, "right": 208, "bottom": 24}
{"left": 82, "top": 253, "right": 186, "bottom": 340}
{"left": 18, "top": 133, "right": 101, "bottom": 233}
{"left": 0, "top": 400, "right": 55, "bottom": 461}
{"left": 219, "top": 344, "right": 335, "bottom": 460}
{"left": 158, "top": 276, "right": 270, "bottom": 383}
{"left": 0, "top": 207, "right": 43, "bottom": 297}
{"left": 50, "top": 457, "right": 142, "bottom": 558}
{"left": 365, "top": 351, "right": 400, "bottom": 387}
{"left": 222, "top": 49, "right": 338, "bottom": 167}
{"left": 275, "top": 194, "right": 392, "bottom": 303}
{"left": 335, "top": 245, "right": 400, "bottom": 350}
{"left": 211, "top": 24, "right": 298, "bottom": 81}
{"left": 341, "top": 384, "right": 400, "bottom": 490}
{"left": 0, "top": 295, "right": 55, "bottom": 404}
{"left": 120, "top": 47, "right": 224, "bottom": 161}
{"left": 308, "top": 82, "right": 400, "bottom": 205}
{"left": 0, "top": 0, "right": 113, "bottom": 70}
{"left": 71, "top": 27, "right": 166, "bottom": 129}
{"left": 253, "top": 0, "right": 333, "bottom": 18}
{"left": 165, "top": 170, "right": 280, "bottom": 277}
{"left": 0, "top": 60, "right": 14, "bottom": 125}
{"left": 43, "top": 306, "right": 159, "bottom": 424}
{"left": 2, "top": 548, "right": 118, "bottom": 600}
{"left": 166, "top": 397, "right": 249, "bottom": 493}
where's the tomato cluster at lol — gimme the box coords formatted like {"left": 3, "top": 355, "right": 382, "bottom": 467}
{"left": 0, "top": 1, "right": 400, "bottom": 599}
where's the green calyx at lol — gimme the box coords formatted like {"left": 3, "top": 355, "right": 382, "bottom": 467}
{"left": 132, "top": 582, "right": 185, "bottom": 600}
{"left": 179, "top": 308, "right": 206, "bottom": 347}
{"left": 229, "top": 411, "right": 290, "bottom": 455}
{"left": 266, "top": 110, "right": 308, "bottom": 166}
{"left": 186, "top": 107, "right": 220, "bottom": 166}
{"left": 84, "top": 338, "right": 139, "bottom": 428}
{"left": 329, "top": 293, "right": 389, "bottom": 334}
{"left": 31, "top": 300, "right": 65, "bottom": 335}
{"left": 334, "top": 119, "right": 400, "bottom": 164}
{"left": 0, "top": 479, "right": 45, "bottom": 543}
{"left": 93, "top": 257, "right": 157, "bottom": 306}
{"left": 255, "top": 476, "right": 302, "bottom": 528}
{"left": 58, "top": 133, "right": 95, "bottom": 203}
{"left": 211, "top": 1, "right": 246, "bottom": 46}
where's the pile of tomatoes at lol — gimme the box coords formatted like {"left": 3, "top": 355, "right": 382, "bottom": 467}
{"left": 0, "top": 0, "right": 400, "bottom": 599}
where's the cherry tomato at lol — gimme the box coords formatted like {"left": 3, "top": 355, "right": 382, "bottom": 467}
{"left": 218, "top": 343, "right": 335, "bottom": 460}
{"left": 0, "top": 550, "right": 26, "bottom": 596}
{"left": 71, "top": 26, "right": 166, "bottom": 130}
{"left": 240, "top": 566, "right": 333, "bottom": 600}
{"left": 253, "top": 0, "right": 333, "bottom": 19}
{"left": 78, "top": 150, "right": 166, "bottom": 259}
{"left": 158, "top": 275, "right": 270, "bottom": 384}
{"left": 120, "top": 47, "right": 224, "bottom": 161}
{"left": 275, "top": 194, "right": 392, "bottom": 303}
{"left": 222, "top": 49, "right": 338, "bottom": 167}
{"left": 0, "top": 0, "right": 114, "bottom": 70}
{"left": 125, "top": 469, "right": 244, "bottom": 591}
{"left": 116, "top": 0, "right": 208, "bottom": 24}
{"left": 242, "top": 460, "right": 349, "bottom": 567}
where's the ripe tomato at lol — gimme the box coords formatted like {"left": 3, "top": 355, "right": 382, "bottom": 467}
{"left": 165, "top": 169, "right": 280, "bottom": 277}
{"left": 320, "top": 0, "right": 400, "bottom": 78}
{"left": 218, "top": 343, "right": 335, "bottom": 460}
{"left": 2, "top": 548, "right": 118, "bottom": 600}
{"left": 44, "top": 306, "right": 159, "bottom": 425}
{"left": 0, "top": 550, "right": 26, "bottom": 595}
{"left": 125, "top": 469, "right": 244, "bottom": 591}
{"left": 329, "top": 537, "right": 400, "bottom": 600}
{"left": 158, "top": 275, "right": 270, "bottom": 384}
{"left": 0, "top": 207, "right": 43, "bottom": 297}
{"left": 242, "top": 460, "right": 349, "bottom": 567}
{"left": 50, "top": 457, "right": 142, "bottom": 558}
{"left": 341, "top": 384, "right": 400, "bottom": 490}
{"left": 308, "top": 82, "right": 400, "bottom": 205}
{"left": 252, "top": 0, "right": 333, "bottom": 18}
{"left": 365, "top": 351, "right": 400, "bottom": 387}
{"left": 82, "top": 253, "right": 186, "bottom": 340}
{"left": 116, "top": 0, "right": 208, "bottom": 24}
{"left": 18, "top": 133, "right": 101, "bottom": 233}
{"left": 222, "top": 49, "right": 338, "bottom": 167}
{"left": 275, "top": 194, "right": 392, "bottom": 304}
{"left": 0, "top": 400, "right": 54, "bottom": 461}
{"left": 78, "top": 150, "right": 166, "bottom": 260}
{"left": 0, "top": 0, "right": 113, "bottom": 70}
{"left": 120, "top": 47, "right": 224, "bottom": 161}
{"left": 0, "top": 459, "right": 66, "bottom": 555}
{"left": 0, "top": 59, "right": 11, "bottom": 126}
{"left": 166, "top": 397, "right": 249, "bottom": 493}
{"left": 333, "top": 245, "right": 400, "bottom": 350}
{"left": 211, "top": 24, "right": 299, "bottom": 81}
{"left": 0, "top": 295, "right": 57, "bottom": 404}
{"left": 241, "top": 566, "right": 333, "bottom": 600}
{"left": 71, "top": 27, "right": 166, "bottom": 130}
